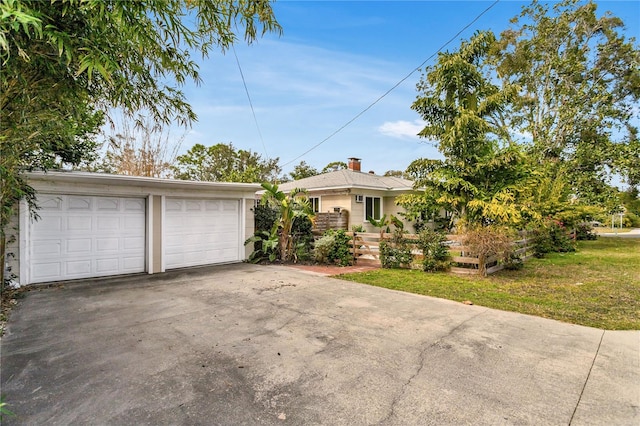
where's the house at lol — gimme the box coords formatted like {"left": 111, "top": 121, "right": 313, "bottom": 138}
{"left": 276, "top": 158, "right": 416, "bottom": 233}
{"left": 5, "top": 171, "right": 258, "bottom": 286}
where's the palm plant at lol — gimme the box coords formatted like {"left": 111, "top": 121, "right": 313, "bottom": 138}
{"left": 259, "top": 182, "right": 314, "bottom": 262}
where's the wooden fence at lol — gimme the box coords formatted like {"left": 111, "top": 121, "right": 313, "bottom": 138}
{"left": 314, "top": 212, "right": 349, "bottom": 233}
{"left": 346, "top": 231, "right": 535, "bottom": 275}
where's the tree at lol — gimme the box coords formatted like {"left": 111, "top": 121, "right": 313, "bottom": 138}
{"left": 173, "top": 143, "right": 282, "bottom": 183}
{"left": 289, "top": 161, "right": 318, "bottom": 180}
{"left": 321, "top": 161, "right": 348, "bottom": 173}
{"left": 88, "top": 117, "right": 184, "bottom": 178}
{"left": 383, "top": 170, "right": 406, "bottom": 178}
{"left": 2, "top": 0, "right": 280, "bottom": 127}
{"left": 1, "top": 0, "right": 280, "bottom": 285}
{"left": 491, "top": 0, "right": 640, "bottom": 200}
{"left": 258, "top": 182, "right": 314, "bottom": 262}
{"left": 408, "top": 31, "right": 530, "bottom": 227}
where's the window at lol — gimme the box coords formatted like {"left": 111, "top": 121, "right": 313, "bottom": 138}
{"left": 355, "top": 194, "right": 363, "bottom": 203}
{"left": 365, "top": 196, "right": 381, "bottom": 221}
{"left": 309, "top": 197, "right": 320, "bottom": 213}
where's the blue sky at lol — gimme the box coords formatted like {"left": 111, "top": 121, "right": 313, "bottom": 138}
{"left": 178, "top": 0, "right": 640, "bottom": 177}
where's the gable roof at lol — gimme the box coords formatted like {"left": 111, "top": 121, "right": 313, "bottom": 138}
{"left": 277, "top": 169, "right": 414, "bottom": 193}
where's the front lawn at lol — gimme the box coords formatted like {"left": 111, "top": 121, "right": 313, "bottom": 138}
{"left": 338, "top": 238, "right": 640, "bottom": 330}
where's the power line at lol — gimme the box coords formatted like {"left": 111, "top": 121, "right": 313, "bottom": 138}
{"left": 281, "top": 0, "right": 501, "bottom": 168}
{"left": 232, "top": 45, "right": 269, "bottom": 158}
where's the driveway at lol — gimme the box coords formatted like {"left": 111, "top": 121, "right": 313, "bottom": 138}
{"left": 1, "top": 263, "right": 638, "bottom": 425}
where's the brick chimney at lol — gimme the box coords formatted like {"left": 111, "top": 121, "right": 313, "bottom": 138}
{"left": 348, "top": 157, "right": 361, "bottom": 172}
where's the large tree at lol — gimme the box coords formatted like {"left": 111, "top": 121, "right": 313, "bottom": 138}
{"left": 491, "top": 0, "right": 640, "bottom": 201}
{"left": 173, "top": 143, "right": 282, "bottom": 183}
{"left": 1, "top": 0, "right": 280, "bottom": 284}
{"left": 289, "top": 161, "right": 318, "bottom": 180}
{"left": 406, "top": 31, "right": 530, "bottom": 227}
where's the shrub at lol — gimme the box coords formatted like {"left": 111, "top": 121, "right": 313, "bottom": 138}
{"left": 575, "top": 222, "right": 598, "bottom": 241}
{"left": 328, "top": 229, "right": 353, "bottom": 266}
{"left": 313, "top": 229, "right": 353, "bottom": 266}
{"left": 254, "top": 203, "right": 278, "bottom": 232}
{"left": 244, "top": 229, "right": 278, "bottom": 263}
{"left": 313, "top": 234, "right": 335, "bottom": 264}
{"left": 626, "top": 212, "right": 640, "bottom": 228}
{"left": 416, "top": 229, "right": 450, "bottom": 272}
{"left": 292, "top": 216, "right": 314, "bottom": 261}
{"left": 461, "top": 226, "right": 514, "bottom": 276}
{"left": 379, "top": 229, "right": 413, "bottom": 269}
{"left": 532, "top": 219, "right": 576, "bottom": 257}
{"left": 503, "top": 252, "right": 524, "bottom": 270}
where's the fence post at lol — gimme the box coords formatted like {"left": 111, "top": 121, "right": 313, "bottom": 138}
{"left": 352, "top": 231, "right": 357, "bottom": 263}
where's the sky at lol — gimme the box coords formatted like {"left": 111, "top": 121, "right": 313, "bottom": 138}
{"left": 176, "top": 0, "right": 640, "bottom": 177}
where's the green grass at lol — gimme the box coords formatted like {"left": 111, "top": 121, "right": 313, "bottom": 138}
{"left": 337, "top": 238, "right": 640, "bottom": 330}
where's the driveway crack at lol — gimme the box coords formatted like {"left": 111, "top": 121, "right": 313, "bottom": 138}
{"left": 568, "top": 329, "right": 606, "bottom": 425}
{"left": 378, "top": 309, "right": 487, "bottom": 424}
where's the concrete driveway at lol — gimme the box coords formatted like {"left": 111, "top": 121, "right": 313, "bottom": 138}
{"left": 1, "top": 263, "right": 638, "bottom": 425}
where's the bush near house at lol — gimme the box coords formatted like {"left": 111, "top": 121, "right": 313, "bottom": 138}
{"left": 313, "top": 229, "right": 353, "bottom": 266}
{"left": 531, "top": 219, "right": 576, "bottom": 258}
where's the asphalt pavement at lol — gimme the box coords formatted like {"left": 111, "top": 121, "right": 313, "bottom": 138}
{"left": 1, "top": 263, "right": 638, "bottom": 425}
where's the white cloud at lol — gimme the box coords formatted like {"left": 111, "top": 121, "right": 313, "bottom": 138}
{"left": 377, "top": 119, "right": 425, "bottom": 139}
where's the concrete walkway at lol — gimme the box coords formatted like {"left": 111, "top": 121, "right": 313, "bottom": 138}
{"left": 1, "top": 263, "right": 638, "bottom": 425}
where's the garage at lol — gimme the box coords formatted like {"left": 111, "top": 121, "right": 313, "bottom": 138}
{"left": 9, "top": 172, "right": 258, "bottom": 286}
{"left": 164, "top": 198, "right": 241, "bottom": 269}
{"left": 27, "top": 194, "right": 146, "bottom": 284}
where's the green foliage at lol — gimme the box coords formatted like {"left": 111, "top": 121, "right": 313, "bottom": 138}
{"left": 379, "top": 228, "right": 413, "bottom": 269}
{"left": 625, "top": 212, "right": 640, "bottom": 228}
{"left": 244, "top": 230, "right": 278, "bottom": 263}
{"left": 254, "top": 203, "right": 278, "bottom": 233}
{"left": 532, "top": 219, "right": 576, "bottom": 258}
{"left": 0, "top": 394, "right": 15, "bottom": 420}
{"left": 351, "top": 224, "right": 366, "bottom": 232}
{"left": 314, "top": 229, "right": 353, "bottom": 266}
{"left": 289, "top": 161, "right": 318, "bottom": 180}
{"left": 409, "top": 31, "right": 530, "bottom": 228}
{"left": 383, "top": 170, "right": 407, "bottom": 178}
{"left": 575, "top": 223, "right": 598, "bottom": 241}
{"left": 368, "top": 214, "right": 390, "bottom": 234}
{"left": 395, "top": 192, "right": 443, "bottom": 232}
{"left": 2, "top": 0, "right": 281, "bottom": 127}
{"left": 416, "top": 229, "right": 450, "bottom": 272}
{"left": 491, "top": 0, "right": 640, "bottom": 201}
{"left": 321, "top": 161, "right": 348, "bottom": 173}
{"left": 173, "top": 143, "right": 282, "bottom": 183}
{"left": 259, "top": 182, "right": 314, "bottom": 262}
{"left": 291, "top": 215, "right": 314, "bottom": 261}
{"left": 313, "top": 234, "right": 335, "bottom": 264}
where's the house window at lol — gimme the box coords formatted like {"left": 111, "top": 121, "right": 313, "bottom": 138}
{"left": 365, "top": 196, "right": 381, "bottom": 221}
{"left": 309, "top": 197, "right": 320, "bottom": 213}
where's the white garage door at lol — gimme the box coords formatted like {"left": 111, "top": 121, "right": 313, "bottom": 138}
{"left": 28, "top": 194, "right": 146, "bottom": 283}
{"left": 164, "top": 198, "right": 241, "bottom": 269}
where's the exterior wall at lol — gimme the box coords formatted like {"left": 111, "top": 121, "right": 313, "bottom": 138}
{"left": 150, "top": 195, "right": 163, "bottom": 273}
{"left": 351, "top": 190, "right": 391, "bottom": 233}
{"left": 15, "top": 172, "right": 258, "bottom": 285}
{"left": 306, "top": 190, "right": 412, "bottom": 233}
{"left": 243, "top": 199, "right": 255, "bottom": 259}
{"left": 315, "top": 193, "right": 351, "bottom": 214}
{"left": 383, "top": 197, "right": 412, "bottom": 231}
